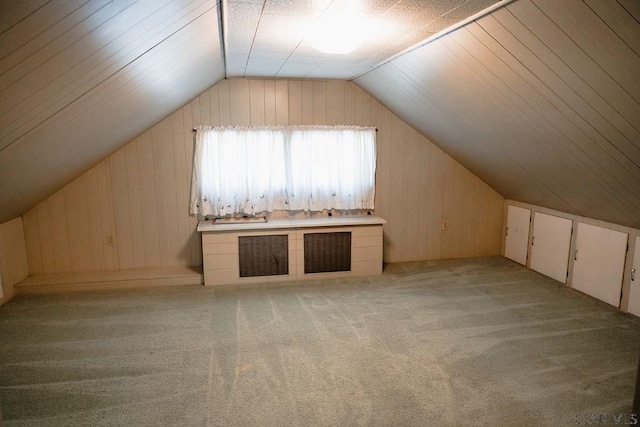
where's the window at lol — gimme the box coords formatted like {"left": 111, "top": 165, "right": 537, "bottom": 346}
{"left": 190, "top": 126, "right": 376, "bottom": 217}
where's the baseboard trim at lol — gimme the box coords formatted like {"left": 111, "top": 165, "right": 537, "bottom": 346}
{"left": 15, "top": 266, "right": 204, "bottom": 295}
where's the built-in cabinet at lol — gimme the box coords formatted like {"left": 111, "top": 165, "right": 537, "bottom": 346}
{"left": 529, "top": 213, "right": 572, "bottom": 284}
{"left": 572, "top": 223, "right": 628, "bottom": 307}
{"left": 504, "top": 205, "right": 531, "bottom": 265}
{"left": 198, "top": 216, "right": 386, "bottom": 286}
{"left": 504, "top": 201, "right": 639, "bottom": 315}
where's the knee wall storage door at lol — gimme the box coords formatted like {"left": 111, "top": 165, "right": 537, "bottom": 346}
{"left": 505, "top": 205, "right": 531, "bottom": 265}
{"left": 628, "top": 236, "right": 640, "bottom": 317}
{"left": 572, "top": 223, "right": 628, "bottom": 307}
{"left": 530, "top": 213, "right": 572, "bottom": 283}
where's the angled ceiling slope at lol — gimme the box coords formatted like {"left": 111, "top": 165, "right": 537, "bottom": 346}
{"left": 0, "top": 0, "right": 225, "bottom": 223}
{"left": 356, "top": 0, "right": 640, "bottom": 229}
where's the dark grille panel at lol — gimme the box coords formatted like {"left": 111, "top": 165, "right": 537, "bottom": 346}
{"left": 238, "top": 235, "right": 288, "bottom": 277}
{"left": 304, "top": 232, "right": 351, "bottom": 274}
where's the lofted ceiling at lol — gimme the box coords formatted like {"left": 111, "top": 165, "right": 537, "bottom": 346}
{"left": 356, "top": 0, "right": 640, "bottom": 229}
{"left": 1, "top": 0, "right": 639, "bottom": 231}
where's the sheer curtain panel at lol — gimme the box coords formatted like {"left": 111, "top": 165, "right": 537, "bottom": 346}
{"left": 190, "top": 126, "right": 376, "bottom": 217}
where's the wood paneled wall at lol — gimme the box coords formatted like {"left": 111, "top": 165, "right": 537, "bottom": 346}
{"left": 0, "top": 217, "right": 29, "bottom": 305}
{"left": 22, "top": 79, "right": 504, "bottom": 274}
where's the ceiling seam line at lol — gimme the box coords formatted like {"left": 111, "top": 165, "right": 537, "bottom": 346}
{"left": 241, "top": 1, "right": 267, "bottom": 78}
{"left": 219, "top": 0, "right": 228, "bottom": 79}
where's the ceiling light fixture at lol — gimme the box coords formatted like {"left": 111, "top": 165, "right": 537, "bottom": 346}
{"left": 309, "top": 11, "right": 370, "bottom": 54}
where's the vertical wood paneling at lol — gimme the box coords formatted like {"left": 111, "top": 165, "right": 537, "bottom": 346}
{"left": 312, "top": 81, "right": 326, "bottom": 124}
{"left": 153, "top": 119, "right": 180, "bottom": 266}
{"left": 426, "top": 144, "right": 444, "bottom": 259}
{"left": 263, "top": 80, "right": 277, "bottom": 125}
{"left": 35, "top": 202, "right": 56, "bottom": 272}
{"left": 250, "top": 79, "right": 266, "bottom": 125}
{"left": 301, "top": 81, "right": 313, "bottom": 125}
{"left": 230, "top": 79, "right": 251, "bottom": 125}
{"left": 208, "top": 84, "right": 220, "bottom": 125}
{"left": 111, "top": 148, "right": 134, "bottom": 269}
{"left": 22, "top": 78, "right": 504, "bottom": 274}
{"left": 171, "top": 110, "right": 192, "bottom": 266}
{"left": 136, "top": 132, "right": 161, "bottom": 267}
{"left": 416, "top": 135, "right": 429, "bottom": 259}
{"left": 387, "top": 115, "right": 406, "bottom": 261}
{"left": 288, "top": 80, "right": 302, "bottom": 124}
{"left": 402, "top": 128, "right": 421, "bottom": 261}
{"left": 64, "top": 178, "right": 92, "bottom": 271}
{"left": 95, "top": 159, "right": 118, "bottom": 270}
{"left": 186, "top": 97, "right": 203, "bottom": 264}
{"left": 85, "top": 168, "right": 105, "bottom": 270}
{"left": 275, "top": 80, "right": 289, "bottom": 125}
{"left": 48, "top": 192, "right": 72, "bottom": 272}
{"left": 218, "top": 79, "right": 231, "bottom": 126}
{"left": 124, "top": 143, "right": 146, "bottom": 269}
{"left": 0, "top": 217, "right": 29, "bottom": 305}
{"left": 22, "top": 209, "right": 42, "bottom": 275}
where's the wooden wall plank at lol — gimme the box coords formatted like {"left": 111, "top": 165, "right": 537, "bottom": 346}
{"left": 275, "top": 80, "right": 289, "bottom": 125}
{"left": 85, "top": 168, "right": 105, "bottom": 271}
{"left": 264, "top": 80, "right": 277, "bottom": 125}
{"left": 326, "top": 80, "right": 345, "bottom": 125}
{"left": 387, "top": 115, "right": 405, "bottom": 262}
{"left": 288, "top": 80, "right": 302, "bottom": 124}
{"left": 230, "top": 79, "right": 251, "bottom": 125}
{"left": 218, "top": 79, "right": 232, "bottom": 126}
{"left": 208, "top": 84, "right": 221, "bottom": 125}
{"left": 186, "top": 98, "right": 202, "bottom": 264}
{"left": 426, "top": 144, "right": 444, "bottom": 260}
{"left": 35, "top": 202, "right": 56, "bottom": 273}
{"left": 96, "top": 159, "right": 118, "bottom": 270}
{"left": 250, "top": 79, "right": 266, "bottom": 125}
{"left": 172, "top": 110, "right": 192, "bottom": 266}
{"left": 153, "top": 119, "right": 181, "bottom": 266}
{"left": 0, "top": 217, "right": 29, "bottom": 305}
{"left": 48, "top": 192, "right": 72, "bottom": 272}
{"left": 312, "top": 81, "right": 326, "bottom": 124}
{"left": 124, "top": 142, "right": 146, "bottom": 268}
{"left": 22, "top": 209, "right": 42, "bottom": 275}
{"left": 136, "top": 132, "right": 161, "bottom": 266}
{"left": 301, "top": 81, "right": 313, "bottom": 125}
{"left": 111, "top": 148, "right": 134, "bottom": 270}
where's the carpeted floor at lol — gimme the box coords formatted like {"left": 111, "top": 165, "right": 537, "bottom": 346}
{"left": 1, "top": 257, "right": 639, "bottom": 426}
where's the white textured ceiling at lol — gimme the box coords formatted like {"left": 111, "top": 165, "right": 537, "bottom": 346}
{"left": 224, "top": 0, "right": 501, "bottom": 78}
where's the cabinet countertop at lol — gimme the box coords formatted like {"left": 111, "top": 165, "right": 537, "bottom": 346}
{"left": 197, "top": 215, "right": 386, "bottom": 233}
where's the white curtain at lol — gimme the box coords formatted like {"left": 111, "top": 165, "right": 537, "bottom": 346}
{"left": 190, "top": 126, "right": 376, "bottom": 217}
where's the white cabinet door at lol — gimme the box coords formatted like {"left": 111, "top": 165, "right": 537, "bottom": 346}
{"left": 628, "top": 236, "right": 640, "bottom": 316}
{"left": 530, "top": 213, "right": 572, "bottom": 283}
{"left": 504, "top": 205, "right": 531, "bottom": 265}
{"left": 572, "top": 223, "right": 627, "bottom": 307}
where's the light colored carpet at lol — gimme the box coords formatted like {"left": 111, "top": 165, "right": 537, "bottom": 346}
{"left": 1, "top": 257, "right": 639, "bottom": 426}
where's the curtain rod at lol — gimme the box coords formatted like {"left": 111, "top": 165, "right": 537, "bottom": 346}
{"left": 193, "top": 127, "right": 378, "bottom": 132}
